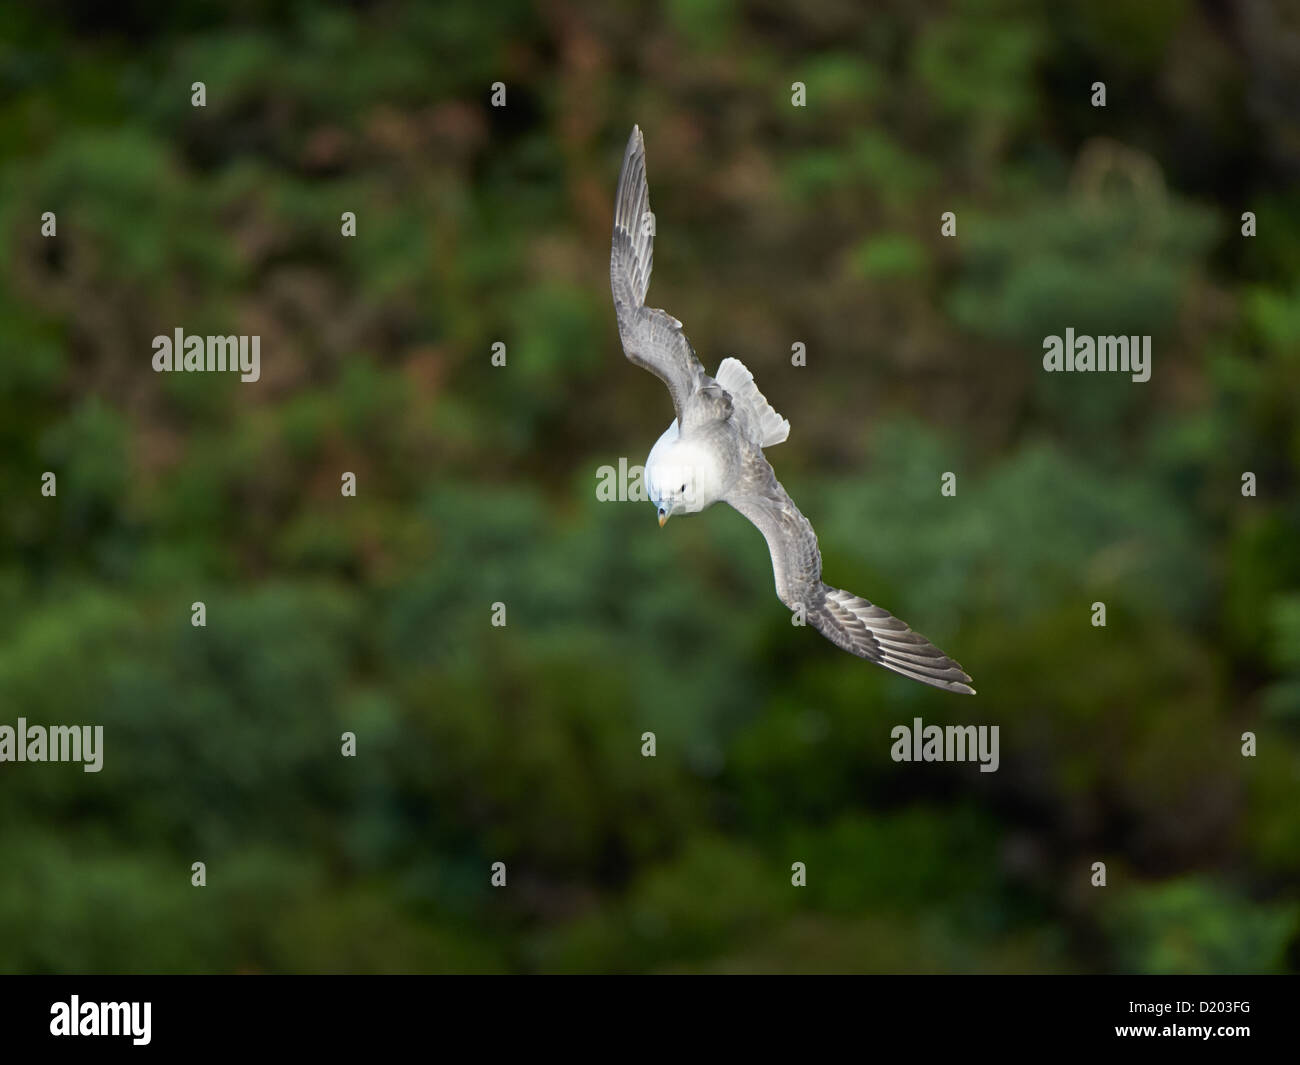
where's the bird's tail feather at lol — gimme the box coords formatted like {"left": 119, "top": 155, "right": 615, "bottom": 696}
{"left": 716, "top": 357, "right": 790, "bottom": 448}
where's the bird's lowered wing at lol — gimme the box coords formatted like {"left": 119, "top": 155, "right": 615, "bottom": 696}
{"left": 725, "top": 451, "right": 976, "bottom": 694}
{"left": 610, "top": 125, "right": 707, "bottom": 423}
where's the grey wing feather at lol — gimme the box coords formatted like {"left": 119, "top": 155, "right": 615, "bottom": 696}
{"left": 610, "top": 125, "right": 706, "bottom": 422}
{"left": 725, "top": 451, "right": 976, "bottom": 695}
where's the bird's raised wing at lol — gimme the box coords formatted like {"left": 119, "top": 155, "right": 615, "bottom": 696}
{"left": 610, "top": 125, "right": 707, "bottom": 422}
{"left": 725, "top": 450, "right": 975, "bottom": 694}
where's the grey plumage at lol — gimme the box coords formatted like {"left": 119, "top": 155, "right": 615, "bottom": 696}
{"left": 610, "top": 125, "right": 974, "bottom": 695}
{"left": 610, "top": 126, "right": 706, "bottom": 422}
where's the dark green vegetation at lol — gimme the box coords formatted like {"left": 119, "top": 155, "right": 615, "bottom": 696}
{"left": 0, "top": 0, "right": 1297, "bottom": 973}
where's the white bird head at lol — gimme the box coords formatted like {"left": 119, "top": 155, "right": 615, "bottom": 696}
{"left": 645, "top": 447, "right": 701, "bottom": 527}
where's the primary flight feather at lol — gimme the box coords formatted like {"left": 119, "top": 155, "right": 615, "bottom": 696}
{"left": 610, "top": 125, "right": 974, "bottom": 695}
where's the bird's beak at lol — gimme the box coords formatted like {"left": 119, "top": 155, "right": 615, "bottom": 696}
{"left": 658, "top": 507, "right": 669, "bottom": 528}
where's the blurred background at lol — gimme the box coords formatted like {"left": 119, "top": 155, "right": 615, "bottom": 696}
{"left": 1, "top": 0, "right": 1298, "bottom": 973}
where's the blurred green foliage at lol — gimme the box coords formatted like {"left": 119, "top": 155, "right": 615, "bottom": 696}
{"left": 0, "top": 0, "right": 1297, "bottom": 973}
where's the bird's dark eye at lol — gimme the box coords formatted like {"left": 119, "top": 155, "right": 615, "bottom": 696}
{"left": 680, "top": 483, "right": 686, "bottom": 491}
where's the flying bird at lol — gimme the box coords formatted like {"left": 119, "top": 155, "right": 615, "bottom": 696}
{"left": 609, "top": 125, "right": 975, "bottom": 694}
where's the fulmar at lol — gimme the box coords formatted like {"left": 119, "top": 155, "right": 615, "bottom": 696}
{"left": 610, "top": 125, "right": 974, "bottom": 695}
